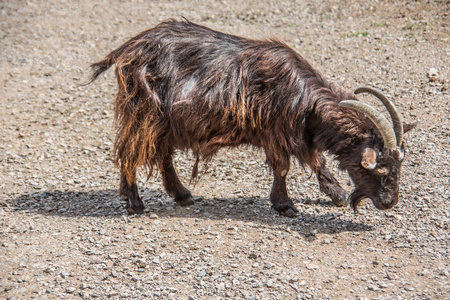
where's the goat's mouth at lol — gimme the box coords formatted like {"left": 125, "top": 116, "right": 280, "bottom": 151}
{"left": 372, "top": 199, "right": 391, "bottom": 210}
{"left": 373, "top": 199, "right": 397, "bottom": 210}
{"left": 349, "top": 189, "right": 396, "bottom": 211}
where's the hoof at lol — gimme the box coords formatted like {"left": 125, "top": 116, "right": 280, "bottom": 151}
{"left": 125, "top": 206, "right": 145, "bottom": 215}
{"left": 279, "top": 207, "right": 298, "bottom": 218}
{"left": 331, "top": 192, "right": 348, "bottom": 207}
{"left": 176, "top": 196, "right": 195, "bottom": 207}
{"left": 121, "top": 196, "right": 145, "bottom": 215}
{"left": 272, "top": 201, "right": 299, "bottom": 218}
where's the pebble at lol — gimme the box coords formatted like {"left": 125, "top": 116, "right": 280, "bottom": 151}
{"left": 427, "top": 68, "right": 438, "bottom": 82}
{"left": 378, "top": 282, "right": 388, "bottom": 289}
{"left": 197, "top": 271, "right": 207, "bottom": 277}
{"left": 367, "top": 284, "right": 379, "bottom": 291}
{"left": 306, "top": 264, "right": 319, "bottom": 270}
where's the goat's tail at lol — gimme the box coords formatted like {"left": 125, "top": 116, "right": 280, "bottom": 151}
{"left": 88, "top": 27, "right": 155, "bottom": 84}
{"left": 88, "top": 51, "right": 119, "bottom": 84}
{"left": 89, "top": 59, "right": 113, "bottom": 83}
{"left": 88, "top": 40, "right": 134, "bottom": 84}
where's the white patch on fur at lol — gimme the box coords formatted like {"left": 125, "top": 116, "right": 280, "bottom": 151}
{"left": 181, "top": 77, "right": 197, "bottom": 98}
{"left": 366, "top": 161, "right": 377, "bottom": 169}
{"left": 361, "top": 148, "right": 377, "bottom": 169}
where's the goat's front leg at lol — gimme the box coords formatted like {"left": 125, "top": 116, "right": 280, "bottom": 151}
{"left": 314, "top": 153, "right": 347, "bottom": 207}
{"left": 158, "top": 152, "right": 194, "bottom": 206}
{"left": 120, "top": 173, "right": 145, "bottom": 214}
{"left": 267, "top": 156, "right": 299, "bottom": 217}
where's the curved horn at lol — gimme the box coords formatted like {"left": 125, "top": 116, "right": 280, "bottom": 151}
{"left": 354, "top": 87, "right": 403, "bottom": 147}
{"left": 339, "top": 100, "right": 397, "bottom": 150}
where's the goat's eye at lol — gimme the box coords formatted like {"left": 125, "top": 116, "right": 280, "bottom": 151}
{"left": 376, "top": 167, "right": 389, "bottom": 176}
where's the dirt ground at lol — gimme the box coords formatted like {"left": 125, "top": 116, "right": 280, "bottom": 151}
{"left": 1, "top": 0, "right": 449, "bottom": 299}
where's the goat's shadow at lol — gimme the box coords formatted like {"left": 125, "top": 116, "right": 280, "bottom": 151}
{"left": 11, "top": 188, "right": 372, "bottom": 238}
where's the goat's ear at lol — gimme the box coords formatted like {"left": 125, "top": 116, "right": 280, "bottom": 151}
{"left": 361, "top": 148, "right": 377, "bottom": 170}
{"left": 403, "top": 121, "right": 418, "bottom": 134}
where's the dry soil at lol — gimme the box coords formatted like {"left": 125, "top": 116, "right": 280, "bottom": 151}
{"left": 0, "top": 0, "right": 449, "bottom": 299}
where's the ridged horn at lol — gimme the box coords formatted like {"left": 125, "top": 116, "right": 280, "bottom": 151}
{"left": 354, "top": 87, "right": 403, "bottom": 147}
{"left": 339, "top": 100, "right": 397, "bottom": 150}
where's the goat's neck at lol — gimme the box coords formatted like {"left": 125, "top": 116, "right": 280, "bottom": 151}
{"left": 309, "top": 99, "right": 372, "bottom": 159}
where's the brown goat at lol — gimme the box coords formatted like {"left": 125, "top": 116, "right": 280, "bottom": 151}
{"left": 90, "top": 19, "right": 414, "bottom": 217}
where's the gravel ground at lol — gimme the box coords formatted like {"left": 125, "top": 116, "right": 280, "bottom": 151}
{"left": 1, "top": 0, "right": 449, "bottom": 299}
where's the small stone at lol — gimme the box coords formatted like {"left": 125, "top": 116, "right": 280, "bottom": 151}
{"left": 149, "top": 213, "right": 158, "bottom": 219}
{"left": 111, "top": 271, "right": 118, "bottom": 278}
{"left": 197, "top": 271, "right": 207, "bottom": 277}
{"left": 152, "top": 258, "right": 160, "bottom": 264}
{"left": 248, "top": 253, "right": 258, "bottom": 259}
{"left": 386, "top": 273, "right": 397, "bottom": 280}
{"left": 367, "top": 284, "right": 379, "bottom": 291}
{"left": 136, "top": 260, "right": 146, "bottom": 268}
{"left": 60, "top": 271, "right": 70, "bottom": 279}
{"left": 322, "top": 238, "right": 332, "bottom": 244}
{"left": 427, "top": 68, "right": 438, "bottom": 82}
{"left": 439, "top": 268, "right": 450, "bottom": 277}
{"left": 306, "top": 264, "right": 319, "bottom": 270}
{"left": 418, "top": 269, "right": 430, "bottom": 276}
{"left": 66, "top": 287, "right": 76, "bottom": 293}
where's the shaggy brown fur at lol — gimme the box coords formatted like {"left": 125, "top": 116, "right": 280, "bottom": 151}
{"left": 90, "top": 19, "right": 413, "bottom": 216}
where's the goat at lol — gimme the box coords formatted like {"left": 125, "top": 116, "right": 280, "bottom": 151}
{"left": 90, "top": 19, "right": 414, "bottom": 217}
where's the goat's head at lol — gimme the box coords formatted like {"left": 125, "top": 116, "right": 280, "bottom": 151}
{"left": 340, "top": 87, "right": 415, "bottom": 211}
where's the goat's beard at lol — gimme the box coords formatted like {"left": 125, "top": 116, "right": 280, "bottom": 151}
{"left": 349, "top": 189, "right": 366, "bottom": 212}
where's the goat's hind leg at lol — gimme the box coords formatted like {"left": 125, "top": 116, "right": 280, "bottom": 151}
{"left": 159, "top": 152, "right": 194, "bottom": 206}
{"left": 314, "top": 154, "right": 347, "bottom": 207}
{"left": 120, "top": 173, "right": 145, "bottom": 214}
